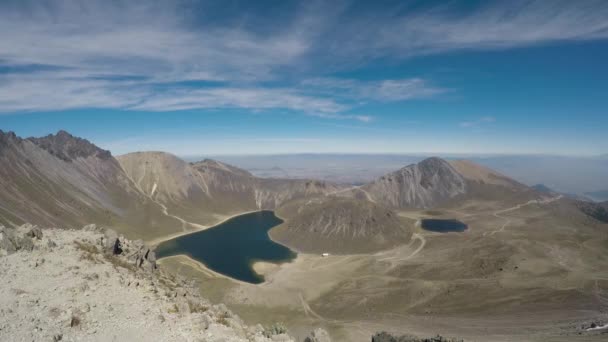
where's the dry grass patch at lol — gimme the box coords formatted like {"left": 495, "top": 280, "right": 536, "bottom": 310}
{"left": 74, "top": 240, "right": 101, "bottom": 263}
{"left": 216, "top": 311, "right": 231, "bottom": 326}
{"left": 188, "top": 300, "right": 209, "bottom": 313}
{"left": 168, "top": 303, "right": 179, "bottom": 314}
{"left": 106, "top": 255, "right": 137, "bottom": 272}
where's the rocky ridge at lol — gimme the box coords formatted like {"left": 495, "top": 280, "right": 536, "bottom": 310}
{"left": 28, "top": 130, "right": 112, "bottom": 162}
{"left": 0, "top": 224, "right": 329, "bottom": 342}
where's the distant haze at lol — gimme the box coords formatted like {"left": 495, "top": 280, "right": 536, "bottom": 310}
{"left": 189, "top": 154, "right": 608, "bottom": 196}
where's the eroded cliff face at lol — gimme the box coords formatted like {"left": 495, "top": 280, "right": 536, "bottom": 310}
{"left": 363, "top": 157, "right": 467, "bottom": 209}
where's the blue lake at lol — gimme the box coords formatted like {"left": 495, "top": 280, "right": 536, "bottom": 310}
{"left": 155, "top": 211, "right": 296, "bottom": 284}
{"left": 421, "top": 219, "right": 468, "bottom": 233}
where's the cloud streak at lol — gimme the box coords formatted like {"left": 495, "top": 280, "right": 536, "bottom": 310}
{"left": 0, "top": 0, "right": 607, "bottom": 117}
{"left": 459, "top": 116, "right": 496, "bottom": 128}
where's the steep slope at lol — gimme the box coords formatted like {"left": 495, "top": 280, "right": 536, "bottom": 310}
{"left": 0, "top": 131, "right": 181, "bottom": 240}
{"left": 117, "top": 152, "right": 344, "bottom": 227}
{"left": 117, "top": 151, "right": 207, "bottom": 202}
{"left": 273, "top": 196, "right": 412, "bottom": 254}
{"left": 578, "top": 201, "right": 608, "bottom": 223}
{"left": 448, "top": 159, "right": 537, "bottom": 204}
{"left": 0, "top": 130, "right": 122, "bottom": 227}
{"left": 449, "top": 159, "right": 526, "bottom": 189}
{"left": 531, "top": 184, "right": 557, "bottom": 195}
{"left": 191, "top": 159, "right": 342, "bottom": 209}
{"left": 362, "top": 157, "right": 467, "bottom": 209}
{"left": 0, "top": 224, "right": 309, "bottom": 342}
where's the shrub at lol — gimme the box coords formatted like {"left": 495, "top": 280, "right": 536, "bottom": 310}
{"left": 263, "top": 322, "right": 288, "bottom": 337}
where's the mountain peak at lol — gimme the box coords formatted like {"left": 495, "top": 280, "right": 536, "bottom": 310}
{"left": 363, "top": 156, "right": 466, "bottom": 208}
{"left": 192, "top": 158, "right": 253, "bottom": 177}
{"left": 0, "top": 129, "right": 19, "bottom": 142}
{"left": 28, "top": 130, "right": 111, "bottom": 162}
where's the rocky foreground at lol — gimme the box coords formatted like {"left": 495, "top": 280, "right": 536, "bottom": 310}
{"left": 0, "top": 224, "right": 331, "bottom": 342}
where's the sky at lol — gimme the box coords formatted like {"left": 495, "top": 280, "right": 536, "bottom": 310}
{"left": 0, "top": 0, "right": 607, "bottom": 156}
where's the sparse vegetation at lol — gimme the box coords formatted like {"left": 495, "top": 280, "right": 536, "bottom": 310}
{"left": 188, "top": 300, "right": 208, "bottom": 313}
{"left": 167, "top": 304, "right": 179, "bottom": 314}
{"left": 216, "top": 311, "right": 231, "bottom": 326}
{"left": 106, "top": 255, "right": 137, "bottom": 272}
{"left": 74, "top": 240, "right": 101, "bottom": 263}
{"left": 263, "top": 323, "right": 288, "bottom": 337}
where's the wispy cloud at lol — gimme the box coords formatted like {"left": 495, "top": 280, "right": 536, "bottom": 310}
{"left": 325, "top": 0, "right": 608, "bottom": 60}
{"left": 0, "top": 0, "right": 607, "bottom": 117}
{"left": 301, "top": 78, "right": 444, "bottom": 102}
{"left": 459, "top": 116, "right": 496, "bottom": 128}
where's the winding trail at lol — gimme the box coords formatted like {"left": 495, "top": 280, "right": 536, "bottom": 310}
{"left": 325, "top": 185, "right": 376, "bottom": 203}
{"left": 485, "top": 195, "right": 562, "bottom": 236}
{"left": 299, "top": 292, "right": 326, "bottom": 321}
{"left": 375, "top": 233, "right": 426, "bottom": 266}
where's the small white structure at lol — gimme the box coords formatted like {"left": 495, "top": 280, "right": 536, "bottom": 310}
{"left": 321, "top": 253, "right": 330, "bottom": 257}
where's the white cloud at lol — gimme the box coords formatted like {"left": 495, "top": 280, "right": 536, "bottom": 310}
{"left": 0, "top": 0, "right": 606, "bottom": 117}
{"left": 325, "top": 0, "right": 608, "bottom": 60}
{"left": 301, "top": 78, "right": 444, "bottom": 102}
{"left": 459, "top": 116, "right": 496, "bottom": 128}
{"left": 131, "top": 87, "right": 346, "bottom": 115}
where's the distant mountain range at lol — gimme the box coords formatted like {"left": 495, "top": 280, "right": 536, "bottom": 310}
{"left": 584, "top": 190, "right": 608, "bottom": 202}
{"left": 0, "top": 130, "right": 583, "bottom": 254}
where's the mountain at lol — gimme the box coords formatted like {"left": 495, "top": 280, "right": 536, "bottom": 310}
{"left": 273, "top": 157, "right": 534, "bottom": 253}
{"left": 585, "top": 190, "right": 608, "bottom": 202}
{"left": 273, "top": 196, "right": 412, "bottom": 254}
{"left": 117, "top": 152, "right": 343, "bottom": 222}
{"left": 578, "top": 201, "right": 608, "bottom": 223}
{"left": 0, "top": 131, "right": 185, "bottom": 240}
{"left": 0, "top": 131, "right": 538, "bottom": 256}
{"left": 361, "top": 157, "right": 467, "bottom": 209}
{"left": 531, "top": 184, "right": 556, "bottom": 194}
{"left": 0, "top": 131, "right": 348, "bottom": 244}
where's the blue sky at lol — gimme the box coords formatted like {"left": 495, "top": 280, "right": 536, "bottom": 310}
{"left": 0, "top": 0, "right": 607, "bottom": 156}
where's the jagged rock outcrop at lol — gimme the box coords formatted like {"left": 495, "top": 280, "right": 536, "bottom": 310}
{"left": 1, "top": 224, "right": 324, "bottom": 341}
{"left": 28, "top": 130, "right": 112, "bottom": 162}
{"left": 363, "top": 157, "right": 467, "bottom": 209}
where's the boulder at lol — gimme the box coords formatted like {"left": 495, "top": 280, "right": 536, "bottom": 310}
{"left": 0, "top": 228, "right": 17, "bottom": 254}
{"left": 102, "top": 229, "right": 122, "bottom": 255}
{"left": 304, "top": 328, "right": 331, "bottom": 342}
{"left": 27, "top": 226, "right": 43, "bottom": 240}
{"left": 145, "top": 250, "right": 157, "bottom": 270}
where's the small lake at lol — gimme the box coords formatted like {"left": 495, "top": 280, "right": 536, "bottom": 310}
{"left": 155, "top": 211, "right": 296, "bottom": 284}
{"left": 421, "top": 219, "right": 468, "bottom": 233}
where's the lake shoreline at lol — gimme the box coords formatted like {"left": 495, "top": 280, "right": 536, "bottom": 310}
{"left": 146, "top": 209, "right": 263, "bottom": 247}
{"left": 155, "top": 210, "right": 296, "bottom": 284}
